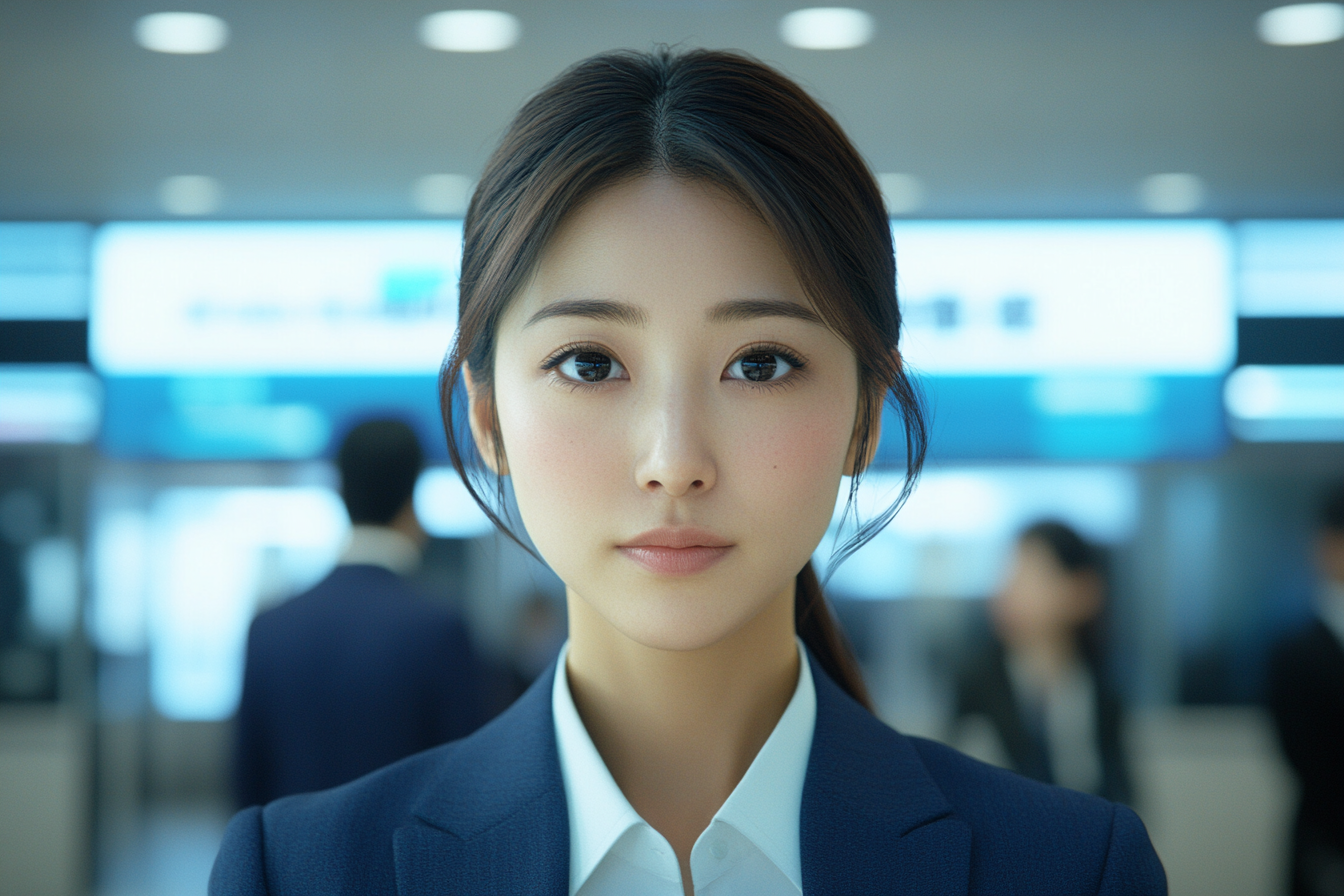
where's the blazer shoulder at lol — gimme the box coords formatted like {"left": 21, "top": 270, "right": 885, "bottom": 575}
{"left": 908, "top": 736, "right": 1165, "bottom": 894}
{"left": 211, "top": 667, "right": 564, "bottom": 895}
{"left": 213, "top": 742, "right": 461, "bottom": 895}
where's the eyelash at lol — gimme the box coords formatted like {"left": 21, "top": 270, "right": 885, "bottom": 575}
{"left": 539, "top": 341, "right": 809, "bottom": 390}
{"left": 539, "top": 342, "right": 618, "bottom": 392}
{"left": 728, "top": 342, "right": 809, "bottom": 391}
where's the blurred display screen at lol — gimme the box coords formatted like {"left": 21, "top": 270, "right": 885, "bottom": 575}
{"left": 91, "top": 222, "right": 461, "bottom": 373}
{"left": 0, "top": 223, "right": 90, "bottom": 320}
{"left": 1236, "top": 220, "right": 1344, "bottom": 317}
{"left": 0, "top": 365, "right": 101, "bottom": 443}
{"left": 1224, "top": 365, "right": 1344, "bottom": 442}
{"left": 90, "top": 222, "right": 461, "bottom": 459}
{"left": 884, "top": 221, "right": 1235, "bottom": 461}
{"left": 88, "top": 220, "right": 1236, "bottom": 461}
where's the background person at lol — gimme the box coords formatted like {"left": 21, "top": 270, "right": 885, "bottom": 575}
{"left": 233, "top": 419, "right": 490, "bottom": 807}
{"left": 1269, "top": 483, "right": 1344, "bottom": 896}
{"left": 954, "top": 520, "right": 1133, "bottom": 803}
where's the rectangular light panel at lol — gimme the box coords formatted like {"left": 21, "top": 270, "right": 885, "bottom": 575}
{"left": 892, "top": 221, "right": 1235, "bottom": 375}
{"left": 90, "top": 222, "right": 463, "bottom": 375}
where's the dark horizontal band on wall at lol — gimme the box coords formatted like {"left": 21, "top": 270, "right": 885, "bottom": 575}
{"left": 1237, "top": 317, "right": 1344, "bottom": 366}
{"left": 0, "top": 319, "right": 88, "bottom": 363}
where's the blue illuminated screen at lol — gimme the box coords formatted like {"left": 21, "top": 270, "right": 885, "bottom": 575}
{"left": 90, "top": 220, "right": 1236, "bottom": 461}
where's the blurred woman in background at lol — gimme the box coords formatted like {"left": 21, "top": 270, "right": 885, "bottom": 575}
{"left": 954, "top": 520, "right": 1133, "bottom": 804}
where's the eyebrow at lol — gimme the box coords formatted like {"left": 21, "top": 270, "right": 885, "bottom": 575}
{"left": 522, "top": 296, "right": 824, "bottom": 329}
{"left": 524, "top": 299, "right": 649, "bottom": 329}
{"left": 707, "top": 298, "right": 824, "bottom": 325}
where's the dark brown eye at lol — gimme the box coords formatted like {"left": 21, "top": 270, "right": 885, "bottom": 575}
{"left": 729, "top": 351, "right": 792, "bottom": 382}
{"left": 559, "top": 351, "right": 617, "bottom": 382}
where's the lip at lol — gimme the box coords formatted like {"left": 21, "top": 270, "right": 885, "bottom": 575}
{"left": 617, "top": 527, "right": 734, "bottom": 576}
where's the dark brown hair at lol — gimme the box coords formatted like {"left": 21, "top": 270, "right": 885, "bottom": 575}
{"left": 337, "top": 419, "right": 424, "bottom": 526}
{"left": 440, "top": 48, "right": 926, "bottom": 710}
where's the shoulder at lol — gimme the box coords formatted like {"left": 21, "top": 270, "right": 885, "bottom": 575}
{"left": 911, "top": 733, "right": 1114, "bottom": 835}
{"left": 805, "top": 657, "right": 1165, "bottom": 894}
{"left": 251, "top": 567, "right": 458, "bottom": 637}
{"left": 914, "top": 734, "right": 1164, "bottom": 894}
{"left": 229, "top": 745, "right": 458, "bottom": 895}
{"left": 1270, "top": 619, "right": 1344, "bottom": 684}
{"left": 210, "top": 670, "right": 564, "bottom": 895}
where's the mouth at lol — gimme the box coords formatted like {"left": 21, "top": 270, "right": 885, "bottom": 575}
{"left": 617, "top": 527, "right": 734, "bottom": 576}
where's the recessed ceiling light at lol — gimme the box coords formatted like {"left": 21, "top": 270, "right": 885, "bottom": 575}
{"left": 1138, "top": 173, "right": 1205, "bottom": 215}
{"left": 1257, "top": 2, "right": 1344, "bottom": 45}
{"left": 135, "top": 12, "right": 229, "bottom": 54}
{"left": 419, "top": 10, "right": 520, "bottom": 53}
{"left": 413, "top": 174, "right": 474, "bottom": 215}
{"left": 779, "top": 7, "right": 875, "bottom": 50}
{"left": 159, "top": 175, "right": 221, "bottom": 216}
{"left": 877, "top": 173, "right": 924, "bottom": 215}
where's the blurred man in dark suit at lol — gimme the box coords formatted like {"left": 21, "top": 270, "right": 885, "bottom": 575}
{"left": 233, "top": 419, "right": 490, "bottom": 808}
{"left": 1269, "top": 483, "right": 1344, "bottom": 896}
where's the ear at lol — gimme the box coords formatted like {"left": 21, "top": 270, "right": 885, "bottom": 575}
{"left": 845, "top": 354, "right": 899, "bottom": 476}
{"left": 844, "top": 389, "right": 883, "bottom": 476}
{"left": 462, "top": 364, "right": 508, "bottom": 475}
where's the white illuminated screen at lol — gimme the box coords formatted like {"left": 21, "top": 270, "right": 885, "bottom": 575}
{"left": 891, "top": 222, "right": 1234, "bottom": 375}
{"left": 1236, "top": 220, "right": 1344, "bottom": 317}
{"left": 414, "top": 468, "right": 495, "bottom": 539}
{"left": 90, "top": 222, "right": 463, "bottom": 375}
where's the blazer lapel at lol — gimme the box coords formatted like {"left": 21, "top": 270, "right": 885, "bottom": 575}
{"left": 393, "top": 664, "right": 570, "bottom": 896}
{"left": 801, "top": 655, "right": 971, "bottom": 896}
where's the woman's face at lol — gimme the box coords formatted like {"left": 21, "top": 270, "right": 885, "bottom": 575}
{"left": 479, "top": 175, "right": 863, "bottom": 651}
{"left": 993, "top": 538, "right": 1099, "bottom": 646}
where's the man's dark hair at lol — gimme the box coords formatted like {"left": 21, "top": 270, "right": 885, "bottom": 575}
{"left": 1322, "top": 481, "right": 1344, "bottom": 533}
{"left": 337, "top": 420, "right": 424, "bottom": 526}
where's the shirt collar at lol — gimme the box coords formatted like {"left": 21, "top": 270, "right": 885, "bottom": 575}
{"left": 552, "top": 638, "right": 815, "bottom": 895}
{"left": 338, "top": 524, "right": 421, "bottom": 576}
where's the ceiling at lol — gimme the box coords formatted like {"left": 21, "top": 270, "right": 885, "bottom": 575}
{"left": 1, "top": 0, "right": 1341, "bottom": 220}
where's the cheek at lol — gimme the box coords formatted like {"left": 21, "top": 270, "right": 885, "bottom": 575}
{"left": 736, "top": 402, "right": 849, "bottom": 485}
{"left": 494, "top": 380, "right": 626, "bottom": 535}
{"left": 726, "top": 394, "right": 856, "bottom": 535}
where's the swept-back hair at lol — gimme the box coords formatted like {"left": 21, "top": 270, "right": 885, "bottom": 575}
{"left": 441, "top": 47, "right": 926, "bottom": 708}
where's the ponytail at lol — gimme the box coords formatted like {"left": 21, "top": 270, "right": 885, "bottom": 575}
{"left": 795, "top": 560, "right": 873, "bottom": 711}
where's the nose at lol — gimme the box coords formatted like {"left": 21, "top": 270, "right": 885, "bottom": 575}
{"left": 633, "top": 388, "right": 717, "bottom": 498}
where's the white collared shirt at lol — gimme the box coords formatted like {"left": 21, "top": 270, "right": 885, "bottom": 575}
{"left": 552, "top": 639, "right": 816, "bottom": 896}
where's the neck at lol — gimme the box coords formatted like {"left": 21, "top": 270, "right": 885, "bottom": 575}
{"left": 564, "top": 584, "right": 798, "bottom": 881}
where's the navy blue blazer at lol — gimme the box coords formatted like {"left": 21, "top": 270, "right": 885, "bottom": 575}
{"left": 213, "top": 651, "right": 1166, "bottom": 894}
{"left": 234, "top": 564, "right": 490, "bottom": 808}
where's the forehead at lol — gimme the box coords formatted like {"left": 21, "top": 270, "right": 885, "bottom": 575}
{"left": 514, "top": 175, "right": 808, "bottom": 317}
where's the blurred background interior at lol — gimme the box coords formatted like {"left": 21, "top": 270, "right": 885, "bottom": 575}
{"left": 2, "top": 1, "right": 1343, "bottom": 894}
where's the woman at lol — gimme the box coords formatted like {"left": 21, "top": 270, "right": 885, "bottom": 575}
{"left": 211, "top": 48, "right": 1164, "bottom": 895}
{"left": 954, "top": 521, "right": 1133, "bottom": 805}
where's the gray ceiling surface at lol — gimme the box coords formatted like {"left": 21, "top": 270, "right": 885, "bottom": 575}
{"left": 1, "top": 0, "right": 1341, "bottom": 220}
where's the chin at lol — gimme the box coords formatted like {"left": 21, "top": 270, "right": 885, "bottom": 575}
{"left": 589, "top": 585, "right": 776, "bottom": 653}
